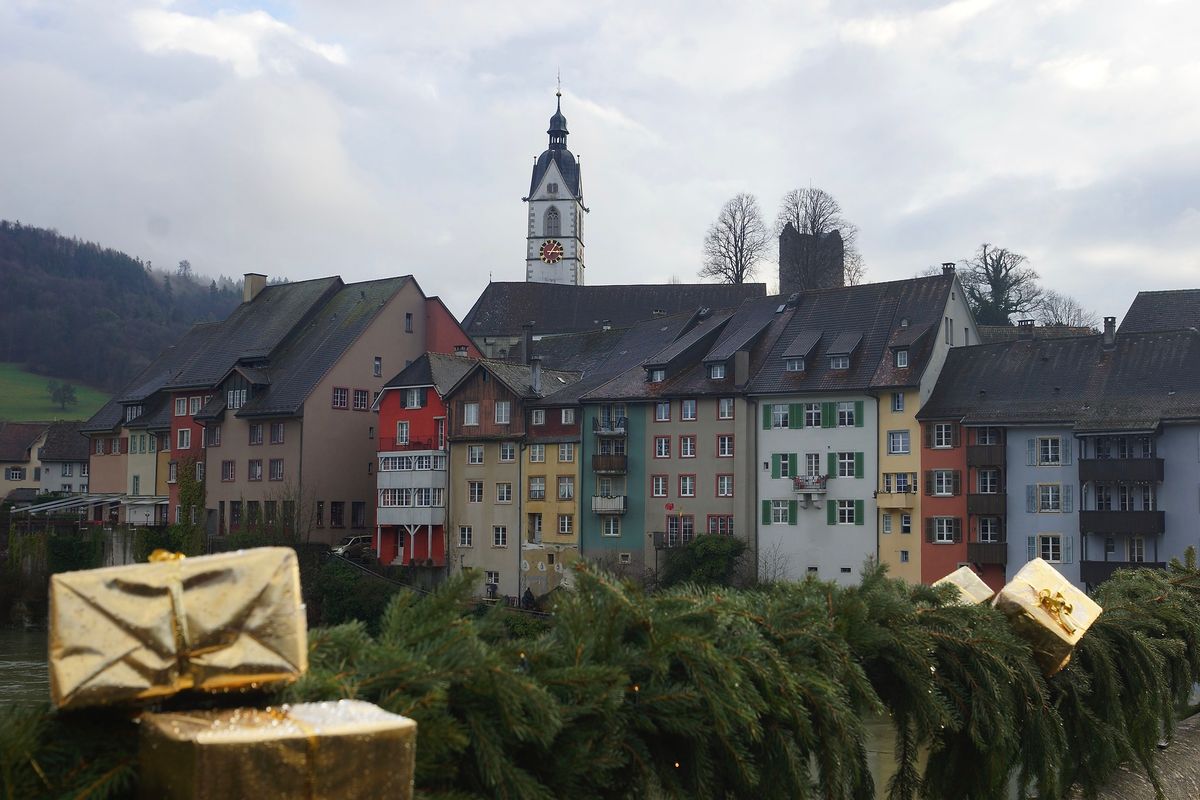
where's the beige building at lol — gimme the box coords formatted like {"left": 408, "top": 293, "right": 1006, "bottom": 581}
{"left": 0, "top": 422, "right": 50, "bottom": 503}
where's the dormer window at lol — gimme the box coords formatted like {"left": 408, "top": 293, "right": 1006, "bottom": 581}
{"left": 708, "top": 363, "right": 725, "bottom": 379}
{"left": 785, "top": 358, "right": 805, "bottom": 372}
{"left": 830, "top": 355, "right": 850, "bottom": 370}
{"left": 895, "top": 349, "right": 909, "bottom": 368}
{"left": 649, "top": 368, "right": 665, "bottom": 383}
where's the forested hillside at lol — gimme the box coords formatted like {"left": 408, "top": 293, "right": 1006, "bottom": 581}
{"left": 0, "top": 221, "right": 241, "bottom": 393}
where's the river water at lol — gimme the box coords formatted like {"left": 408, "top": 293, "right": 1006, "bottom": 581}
{"left": 0, "top": 628, "right": 49, "bottom": 705}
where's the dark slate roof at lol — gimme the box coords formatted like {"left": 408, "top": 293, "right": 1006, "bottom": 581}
{"left": 116, "top": 322, "right": 221, "bottom": 404}
{"left": 978, "top": 324, "right": 1094, "bottom": 343}
{"left": 167, "top": 277, "right": 340, "bottom": 390}
{"left": 0, "top": 422, "right": 47, "bottom": 462}
{"left": 642, "top": 310, "right": 734, "bottom": 369}
{"left": 917, "top": 330, "right": 1200, "bottom": 430}
{"left": 124, "top": 394, "right": 172, "bottom": 431}
{"left": 381, "top": 352, "right": 475, "bottom": 397}
{"left": 889, "top": 321, "right": 933, "bottom": 348}
{"left": 870, "top": 275, "right": 958, "bottom": 389}
{"left": 781, "top": 330, "right": 822, "bottom": 360}
{"left": 827, "top": 331, "right": 863, "bottom": 356}
{"left": 38, "top": 421, "right": 89, "bottom": 461}
{"left": 480, "top": 360, "right": 581, "bottom": 400}
{"left": 703, "top": 300, "right": 777, "bottom": 362}
{"left": 235, "top": 277, "right": 410, "bottom": 417}
{"left": 81, "top": 398, "right": 123, "bottom": 434}
{"left": 529, "top": 148, "right": 582, "bottom": 200}
{"left": 460, "top": 282, "right": 766, "bottom": 338}
{"left": 1119, "top": 289, "right": 1200, "bottom": 334}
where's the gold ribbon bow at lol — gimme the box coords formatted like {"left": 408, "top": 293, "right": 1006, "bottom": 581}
{"left": 148, "top": 549, "right": 186, "bottom": 562}
{"left": 147, "top": 549, "right": 197, "bottom": 689}
{"left": 1037, "top": 588, "right": 1078, "bottom": 635}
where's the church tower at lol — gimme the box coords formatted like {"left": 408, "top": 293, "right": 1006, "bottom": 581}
{"left": 524, "top": 89, "right": 587, "bottom": 284}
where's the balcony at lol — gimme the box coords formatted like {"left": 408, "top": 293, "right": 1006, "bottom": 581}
{"left": 792, "top": 475, "right": 828, "bottom": 494}
{"left": 1079, "top": 457, "right": 1164, "bottom": 483}
{"left": 966, "top": 445, "right": 1006, "bottom": 467}
{"left": 967, "top": 493, "right": 1007, "bottom": 516}
{"left": 967, "top": 541, "right": 1008, "bottom": 565}
{"left": 592, "top": 453, "right": 628, "bottom": 474}
{"left": 592, "top": 417, "right": 627, "bottom": 436}
{"left": 1079, "top": 510, "right": 1165, "bottom": 535}
{"left": 1080, "top": 559, "right": 1166, "bottom": 586}
{"left": 377, "top": 506, "right": 445, "bottom": 527}
{"left": 378, "top": 437, "right": 439, "bottom": 453}
{"left": 876, "top": 490, "right": 915, "bottom": 510}
{"left": 591, "top": 495, "right": 628, "bottom": 515}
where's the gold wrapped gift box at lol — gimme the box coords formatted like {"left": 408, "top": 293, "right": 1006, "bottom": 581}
{"left": 138, "top": 700, "right": 417, "bottom": 800}
{"left": 992, "top": 557, "right": 1103, "bottom": 676}
{"left": 49, "top": 547, "right": 307, "bottom": 709}
{"left": 933, "top": 566, "right": 994, "bottom": 605}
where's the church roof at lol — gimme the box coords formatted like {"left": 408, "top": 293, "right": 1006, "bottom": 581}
{"left": 529, "top": 149, "right": 581, "bottom": 200}
{"left": 1119, "top": 288, "right": 1200, "bottom": 334}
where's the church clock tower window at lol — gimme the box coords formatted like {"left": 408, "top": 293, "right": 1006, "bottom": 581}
{"left": 523, "top": 86, "right": 588, "bottom": 285}
{"left": 545, "top": 207, "right": 560, "bottom": 236}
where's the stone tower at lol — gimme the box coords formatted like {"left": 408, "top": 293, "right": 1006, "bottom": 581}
{"left": 524, "top": 90, "right": 587, "bottom": 285}
{"left": 778, "top": 223, "right": 844, "bottom": 295}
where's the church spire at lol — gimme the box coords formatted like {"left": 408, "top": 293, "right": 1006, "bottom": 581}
{"left": 547, "top": 85, "right": 568, "bottom": 150}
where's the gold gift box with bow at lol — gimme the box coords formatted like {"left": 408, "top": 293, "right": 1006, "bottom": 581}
{"left": 933, "top": 565, "right": 995, "bottom": 605}
{"left": 49, "top": 547, "right": 307, "bottom": 709}
{"left": 138, "top": 700, "right": 417, "bottom": 800}
{"left": 992, "top": 557, "right": 1103, "bottom": 676}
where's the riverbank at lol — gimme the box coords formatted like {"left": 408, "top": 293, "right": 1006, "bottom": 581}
{"left": 0, "top": 628, "right": 48, "bottom": 704}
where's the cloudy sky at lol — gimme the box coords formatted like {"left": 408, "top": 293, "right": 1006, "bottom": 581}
{"left": 2, "top": 0, "right": 1197, "bottom": 320}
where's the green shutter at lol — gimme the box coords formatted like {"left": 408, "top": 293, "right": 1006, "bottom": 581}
{"left": 822, "top": 402, "right": 836, "bottom": 428}
{"left": 789, "top": 403, "right": 803, "bottom": 429}
{"left": 788, "top": 500, "right": 798, "bottom": 525}
{"left": 771, "top": 454, "right": 781, "bottom": 479}
{"left": 854, "top": 400, "right": 864, "bottom": 428}
{"left": 827, "top": 452, "right": 837, "bottom": 477}
{"left": 854, "top": 452, "right": 864, "bottom": 479}
{"left": 827, "top": 501, "right": 837, "bottom": 525}
{"left": 762, "top": 500, "right": 772, "bottom": 525}
{"left": 762, "top": 404, "right": 772, "bottom": 430}
{"left": 854, "top": 499, "right": 864, "bottom": 525}
{"left": 790, "top": 453, "right": 799, "bottom": 476}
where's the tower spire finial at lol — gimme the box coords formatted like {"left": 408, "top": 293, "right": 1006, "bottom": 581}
{"left": 556, "top": 69, "right": 561, "bottom": 98}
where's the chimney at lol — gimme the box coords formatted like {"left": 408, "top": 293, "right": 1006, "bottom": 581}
{"left": 602, "top": 319, "right": 612, "bottom": 331}
{"left": 454, "top": 345, "right": 468, "bottom": 357}
{"left": 1102, "top": 316, "right": 1116, "bottom": 348}
{"left": 941, "top": 262, "right": 956, "bottom": 276}
{"left": 531, "top": 356, "right": 542, "bottom": 394}
{"left": 1017, "top": 319, "right": 1035, "bottom": 339}
{"left": 243, "top": 273, "right": 267, "bottom": 303}
{"left": 522, "top": 321, "right": 534, "bottom": 365}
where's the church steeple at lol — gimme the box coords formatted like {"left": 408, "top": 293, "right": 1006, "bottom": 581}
{"left": 547, "top": 90, "right": 568, "bottom": 150}
{"left": 524, "top": 85, "right": 587, "bottom": 285}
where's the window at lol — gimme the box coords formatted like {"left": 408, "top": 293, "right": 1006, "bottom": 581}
{"left": 977, "top": 468, "right": 1000, "bottom": 494}
{"left": 899, "top": 550, "right": 910, "bottom": 563}
{"left": 717, "top": 435, "right": 734, "bottom": 457}
{"left": 977, "top": 427, "right": 1000, "bottom": 445}
{"left": 189, "top": 396, "right": 202, "bottom": 415}
{"left": 785, "top": 358, "right": 805, "bottom": 372}
{"left": 529, "top": 476, "right": 546, "bottom": 500}
{"left": 529, "top": 444, "right": 545, "bottom": 463}
{"left": 1039, "top": 534, "right": 1062, "bottom": 562}
{"left": 894, "top": 472, "right": 914, "bottom": 493}
{"left": 837, "top": 500, "right": 856, "bottom": 525}
{"left": 495, "top": 401, "right": 511, "bottom": 424}
{"left": 558, "top": 443, "right": 575, "bottom": 463}
{"left": 680, "top": 436, "right": 696, "bottom": 458}
{"left": 175, "top": 398, "right": 187, "bottom": 416}
{"left": 167, "top": 462, "right": 177, "bottom": 483}
{"left": 717, "top": 474, "right": 734, "bottom": 497}
{"left": 351, "top": 502, "right": 366, "bottom": 529}
{"left": 463, "top": 402, "right": 479, "bottom": 426}
{"left": 655, "top": 401, "right": 670, "bottom": 421}
{"left": 80, "top": 463, "right": 88, "bottom": 477}
{"left": 227, "top": 388, "right": 248, "bottom": 410}
{"left": 679, "top": 475, "right": 696, "bottom": 497}
{"left": 718, "top": 397, "right": 734, "bottom": 419}
{"left": 545, "top": 206, "right": 561, "bottom": 235}
{"left": 665, "top": 514, "right": 695, "bottom": 546}
{"left": 933, "top": 517, "right": 957, "bottom": 543}
{"left": 933, "top": 423, "right": 954, "bottom": 448}
{"left": 1038, "top": 436, "right": 1061, "bottom": 465}
{"left": 558, "top": 514, "right": 573, "bottom": 534}
{"left": 561, "top": 408, "right": 575, "bottom": 424}
{"left": 887, "top": 431, "right": 910, "bottom": 455}
{"left": 654, "top": 437, "right": 670, "bottom": 458}
{"left": 777, "top": 453, "right": 793, "bottom": 478}
{"left": 459, "top": 526, "right": 473, "bottom": 547}
{"left": 313, "top": 501, "right": 324, "bottom": 528}
{"left": 1129, "top": 536, "right": 1146, "bottom": 563}
{"left": 882, "top": 514, "right": 893, "bottom": 534}
{"left": 709, "top": 363, "right": 726, "bottom": 379}
{"left": 771, "top": 500, "right": 790, "bottom": 524}
{"left": 402, "top": 388, "right": 422, "bottom": 409}
{"left": 837, "top": 401, "right": 855, "bottom": 427}
{"left": 932, "top": 469, "right": 957, "bottom": 496}
{"left": 830, "top": 355, "right": 850, "bottom": 370}
{"left": 557, "top": 476, "right": 574, "bottom": 500}
{"left": 372, "top": 356, "right": 382, "bottom": 377}
{"left": 901, "top": 514, "right": 912, "bottom": 534}
{"left": 945, "top": 317, "right": 953, "bottom": 345}
{"left": 493, "top": 526, "right": 507, "bottom": 547}
{"left": 247, "top": 459, "right": 263, "bottom": 481}
{"left": 229, "top": 501, "right": 242, "bottom": 529}
{"left": 467, "top": 445, "right": 484, "bottom": 465}
{"left": 979, "top": 517, "right": 1001, "bottom": 543}
{"left": 61, "top": 484, "right": 72, "bottom": 493}
{"left": 651, "top": 474, "right": 667, "bottom": 497}
{"left": 1038, "top": 484, "right": 1061, "bottom": 512}
{"left": 707, "top": 515, "right": 734, "bottom": 535}
{"left": 499, "top": 442, "right": 515, "bottom": 462}
{"left": 805, "top": 403, "right": 821, "bottom": 427}
{"left": 177, "top": 429, "right": 191, "bottom": 450}
{"left": 95, "top": 439, "right": 104, "bottom": 455}
{"left": 61, "top": 463, "right": 72, "bottom": 477}
{"left": 405, "top": 312, "right": 414, "bottom": 333}
{"left": 329, "top": 502, "right": 345, "bottom": 528}
{"left": 772, "top": 405, "right": 789, "bottom": 428}
{"left": 269, "top": 458, "right": 284, "bottom": 481}
{"left": 249, "top": 424, "right": 263, "bottom": 445}
{"left": 497, "top": 483, "right": 512, "bottom": 503}
{"left": 396, "top": 421, "right": 410, "bottom": 446}
{"left": 353, "top": 389, "right": 369, "bottom": 411}
{"left": 5, "top": 467, "right": 25, "bottom": 481}
{"left": 650, "top": 369, "right": 665, "bottom": 382}
{"left": 206, "top": 425, "right": 221, "bottom": 447}
{"left": 332, "top": 387, "right": 348, "bottom": 409}
{"left": 806, "top": 453, "right": 821, "bottom": 477}
{"left": 468, "top": 481, "right": 483, "bottom": 502}
{"left": 531, "top": 409, "right": 545, "bottom": 426}
{"left": 681, "top": 399, "right": 697, "bottom": 421}
{"left": 837, "top": 452, "right": 856, "bottom": 478}
{"left": 891, "top": 392, "right": 904, "bottom": 412}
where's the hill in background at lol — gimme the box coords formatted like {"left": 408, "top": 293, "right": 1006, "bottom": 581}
{"left": 0, "top": 221, "right": 243, "bottom": 394}
{"left": 0, "top": 363, "right": 109, "bottom": 421}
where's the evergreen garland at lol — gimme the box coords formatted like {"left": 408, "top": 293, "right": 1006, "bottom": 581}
{"left": 4, "top": 556, "right": 1200, "bottom": 799}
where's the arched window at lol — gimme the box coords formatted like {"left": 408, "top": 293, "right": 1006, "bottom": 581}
{"left": 544, "top": 207, "right": 561, "bottom": 237}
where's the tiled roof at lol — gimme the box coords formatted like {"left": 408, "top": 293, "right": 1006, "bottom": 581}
{"left": 382, "top": 352, "right": 475, "bottom": 397}
{"left": 703, "top": 303, "right": 777, "bottom": 362}
{"left": 781, "top": 330, "right": 822, "bottom": 360}
{"left": 123, "top": 395, "right": 171, "bottom": 431}
{"left": 116, "top": 322, "right": 221, "bottom": 404}
{"left": 0, "top": 422, "right": 47, "bottom": 462}
{"left": 481, "top": 360, "right": 581, "bottom": 399}
{"left": 978, "top": 324, "right": 1093, "bottom": 343}
{"left": 642, "top": 310, "right": 734, "bottom": 369}
{"left": 460, "top": 281, "right": 766, "bottom": 338}
{"left": 826, "top": 331, "right": 863, "bottom": 356}
{"left": 1119, "top": 289, "right": 1200, "bottom": 334}
{"left": 80, "top": 398, "right": 124, "bottom": 434}
{"left": 917, "top": 330, "right": 1200, "bottom": 430}
{"left": 38, "top": 421, "right": 89, "bottom": 461}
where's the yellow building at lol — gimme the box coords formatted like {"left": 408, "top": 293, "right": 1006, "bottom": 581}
{"left": 876, "top": 388, "right": 922, "bottom": 583}
{"left": 521, "top": 431, "right": 581, "bottom": 595}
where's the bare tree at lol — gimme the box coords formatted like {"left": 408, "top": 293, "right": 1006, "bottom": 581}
{"left": 775, "top": 187, "right": 867, "bottom": 285}
{"left": 699, "top": 193, "right": 771, "bottom": 284}
{"left": 1034, "top": 290, "right": 1100, "bottom": 330}
{"left": 960, "top": 243, "right": 1043, "bottom": 325}
{"left": 756, "top": 540, "right": 792, "bottom": 586}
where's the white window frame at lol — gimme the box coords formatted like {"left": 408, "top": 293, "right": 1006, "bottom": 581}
{"left": 459, "top": 526, "right": 473, "bottom": 547}
{"left": 1038, "top": 436, "right": 1062, "bottom": 466}
{"left": 467, "top": 445, "right": 484, "bottom": 465}
{"left": 492, "top": 526, "right": 507, "bottom": 547}
{"left": 558, "top": 443, "right": 575, "bottom": 463}
{"left": 603, "top": 516, "right": 621, "bottom": 537}
{"left": 933, "top": 469, "right": 954, "bottom": 496}
{"left": 557, "top": 476, "right": 574, "bottom": 500}
{"left": 655, "top": 401, "right": 670, "bottom": 421}
{"left": 718, "top": 397, "right": 734, "bottom": 419}
{"left": 881, "top": 514, "right": 893, "bottom": 534}
{"left": 837, "top": 401, "right": 855, "bottom": 427}
{"left": 891, "top": 392, "right": 904, "bottom": 412}
{"left": 650, "top": 369, "right": 665, "bottom": 382}
{"left": 177, "top": 428, "right": 191, "bottom": 450}
{"left": 805, "top": 403, "right": 821, "bottom": 427}
{"left": 499, "top": 442, "right": 516, "bottom": 462}
{"left": 933, "top": 423, "right": 954, "bottom": 449}
{"left": 495, "top": 401, "right": 511, "bottom": 424}
{"left": 175, "top": 398, "right": 187, "bottom": 416}
{"left": 558, "top": 514, "right": 573, "bottom": 534}
{"left": 785, "top": 357, "right": 805, "bottom": 372}
{"left": 497, "top": 483, "right": 512, "bottom": 503}
{"left": 681, "top": 399, "right": 697, "bottom": 421}
{"left": 979, "top": 517, "right": 1001, "bottom": 543}
{"left": 463, "top": 402, "right": 479, "bottom": 426}
{"left": 1038, "top": 483, "right": 1062, "bottom": 512}
{"left": 529, "top": 476, "right": 546, "bottom": 500}
{"left": 830, "top": 355, "right": 850, "bottom": 370}
{"left": 529, "top": 444, "right": 545, "bottom": 463}
{"left": 680, "top": 436, "right": 696, "bottom": 458}
{"left": 717, "top": 435, "right": 733, "bottom": 457}
{"left": 709, "top": 363, "right": 726, "bottom": 379}
{"left": 895, "top": 349, "right": 908, "bottom": 368}
{"left": 679, "top": 475, "right": 696, "bottom": 497}
{"left": 837, "top": 500, "right": 855, "bottom": 525}
{"left": 771, "top": 500, "right": 789, "bottom": 524}
{"left": 772, "top": 405, "right": 789, "bottom": 429}
{"left": 655, "top": 437, "right": 670, "bottom": 458}
{"left": 531, "top": 408, "right": 545, "bottom": 426}
{"left": 1039, "top": 533, "right": 1063, "bottom": 563}
{"left": 717, "top": 474, "right": 734, "bottom": 497}
{"left": 887, "top": 431, "right": 909, "bottom": 455}
{"left": 561, "top": 408, "right": 575, "bottom": 425}
{"left": 977, "top": 468, "right": 1000, "bottom": 494}
{"left": 396, "top": 421, "right": 410, "bottom": 445}
{"left": 934, "top": 517, "right": 956, "bottom": 544}
{"left": 837, "top": 452, "right": 855, "bottom": 478}
{"left": 485, "top": 570, "right": 499, "bottom": 584}
{"left": 468, "top": 481, "right": 483, "bottom": 503}
{"left": 651, "top": 475, "right": 667, "bottom": 497}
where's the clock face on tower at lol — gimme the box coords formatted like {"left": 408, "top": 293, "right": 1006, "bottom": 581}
{"left": 539, "top": 240, "right": 565, "bottom": 264}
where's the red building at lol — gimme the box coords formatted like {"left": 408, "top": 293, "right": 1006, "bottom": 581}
{"left": 920, "top": 420, "right": 968, "bottom": 584}
{"left": 168, "top": 390, "right": 212, "bottom": 522}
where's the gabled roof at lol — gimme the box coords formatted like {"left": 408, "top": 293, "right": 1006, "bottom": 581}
{"left": 703, "top": 299, "right": 778, "bottom": 363}
{"left": 123, "top": 395, "right": 171, "bottom": 431}
{"left": 781, "top": 330, "right": 821, "bottom": 360}
{"left": 460, "top": 281, "right": 766, "bottom": 338}
{"left": 1120, "top": 289, "right": 1200, "bottom": 334}
{"left": 381, "top": 352, "right": 475, "bottom": 397}
{"left": 917, "top": 330, "right": 1200, "bottom": 430}
{"left": 528, "top": 149, "right": 582, "bottom": 201}
{"left": 116, "top": 322, "right": 221, "bottom": 404}
{"left": 0, "top": 422, "right": 47, "bottom": 462}
{"left": 38, "top": 421, "right": 89, "bottom": 462}
{"left": 444, "top": 358, "right": 582, "bottom": 404}
{"left": 642, "top": 310, "right": 734, "bottom": 369}
{"left": 81, "top": 398, "right": 124, "bottom": 434}
{"left": 826, "top": 331, "right": 863, "bottom": 357}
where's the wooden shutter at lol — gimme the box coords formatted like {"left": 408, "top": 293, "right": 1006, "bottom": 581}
{"left": 1063, "top": 484, "right": 1073, "bottom": 513}
{"left": 762, "top": 404, "right": 772, "bottom": 430}
{"left": 951, "top": 424, "right": 961, "bottom": 447}
{"left": 1027, "top": 536, "right": 1037, "bottom": 561}
{"left": 924, "top": 424, "right": 934, "bottom": 449}
{"left": 924, "top": 470, "right": 934, "bottom": 496}
{"left": 925, "top": 518, "right": 935, "bottom": 543}
{"left": 1064, "top": 534, "right": 1074, "bottom": 564}
{"left": 1026, "top": 485, "right": 1036, "bottom": 513}
{"left": 828, "top": 452, "right": 838, "bottom": 477}
{"left": 771, "top": 454, "right": 781, "bottom": 480}
{"left": 952, "top": 518, "right": 963, "bottom": 543}
{"left": 1062, "top": 438, "right": 1073, "bottom": 465}
{"left": 854, "top": 499, "right": 865, "bottom": 525}
{"left": 789, "top": 403, "right": 803, "bottom": 429}
{"left": 827, "top": 501, "right": 837, "bottom": 525}
{"left": 854, "top": 400, "right": 864, "bottom": 428}
{"left": 822, "top": 402, "right": 836, "bottom": 429}
{"left": 854, "top": 452, "right": 864, "bottom": 479}
{"left": 951, "top": 470, "right": 961, "bottom": 496}
{"left": 762, "top": 500, "right": 772, "bottom": 525}
{"left": 1026, "top": 438, "right": 1036, "bottom": 466}
{"left": 788, "top": 500, "right": 798, "bottom": 525}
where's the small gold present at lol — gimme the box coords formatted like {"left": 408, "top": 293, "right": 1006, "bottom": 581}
{"left": 138, "top": 700, "right": 417, "bottom": 800}
{"left": 992, "top": 557, "right": 1102, "bottom": 676}
{"left": 933, "top": 566, "right": 994, "bottom": 605}
{"left": 49, "top": 547, "right": 307, "bottom": 709}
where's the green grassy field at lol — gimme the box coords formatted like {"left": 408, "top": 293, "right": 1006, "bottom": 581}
{"left": 0, "top": 363, "right": 109, "bottom": 421}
